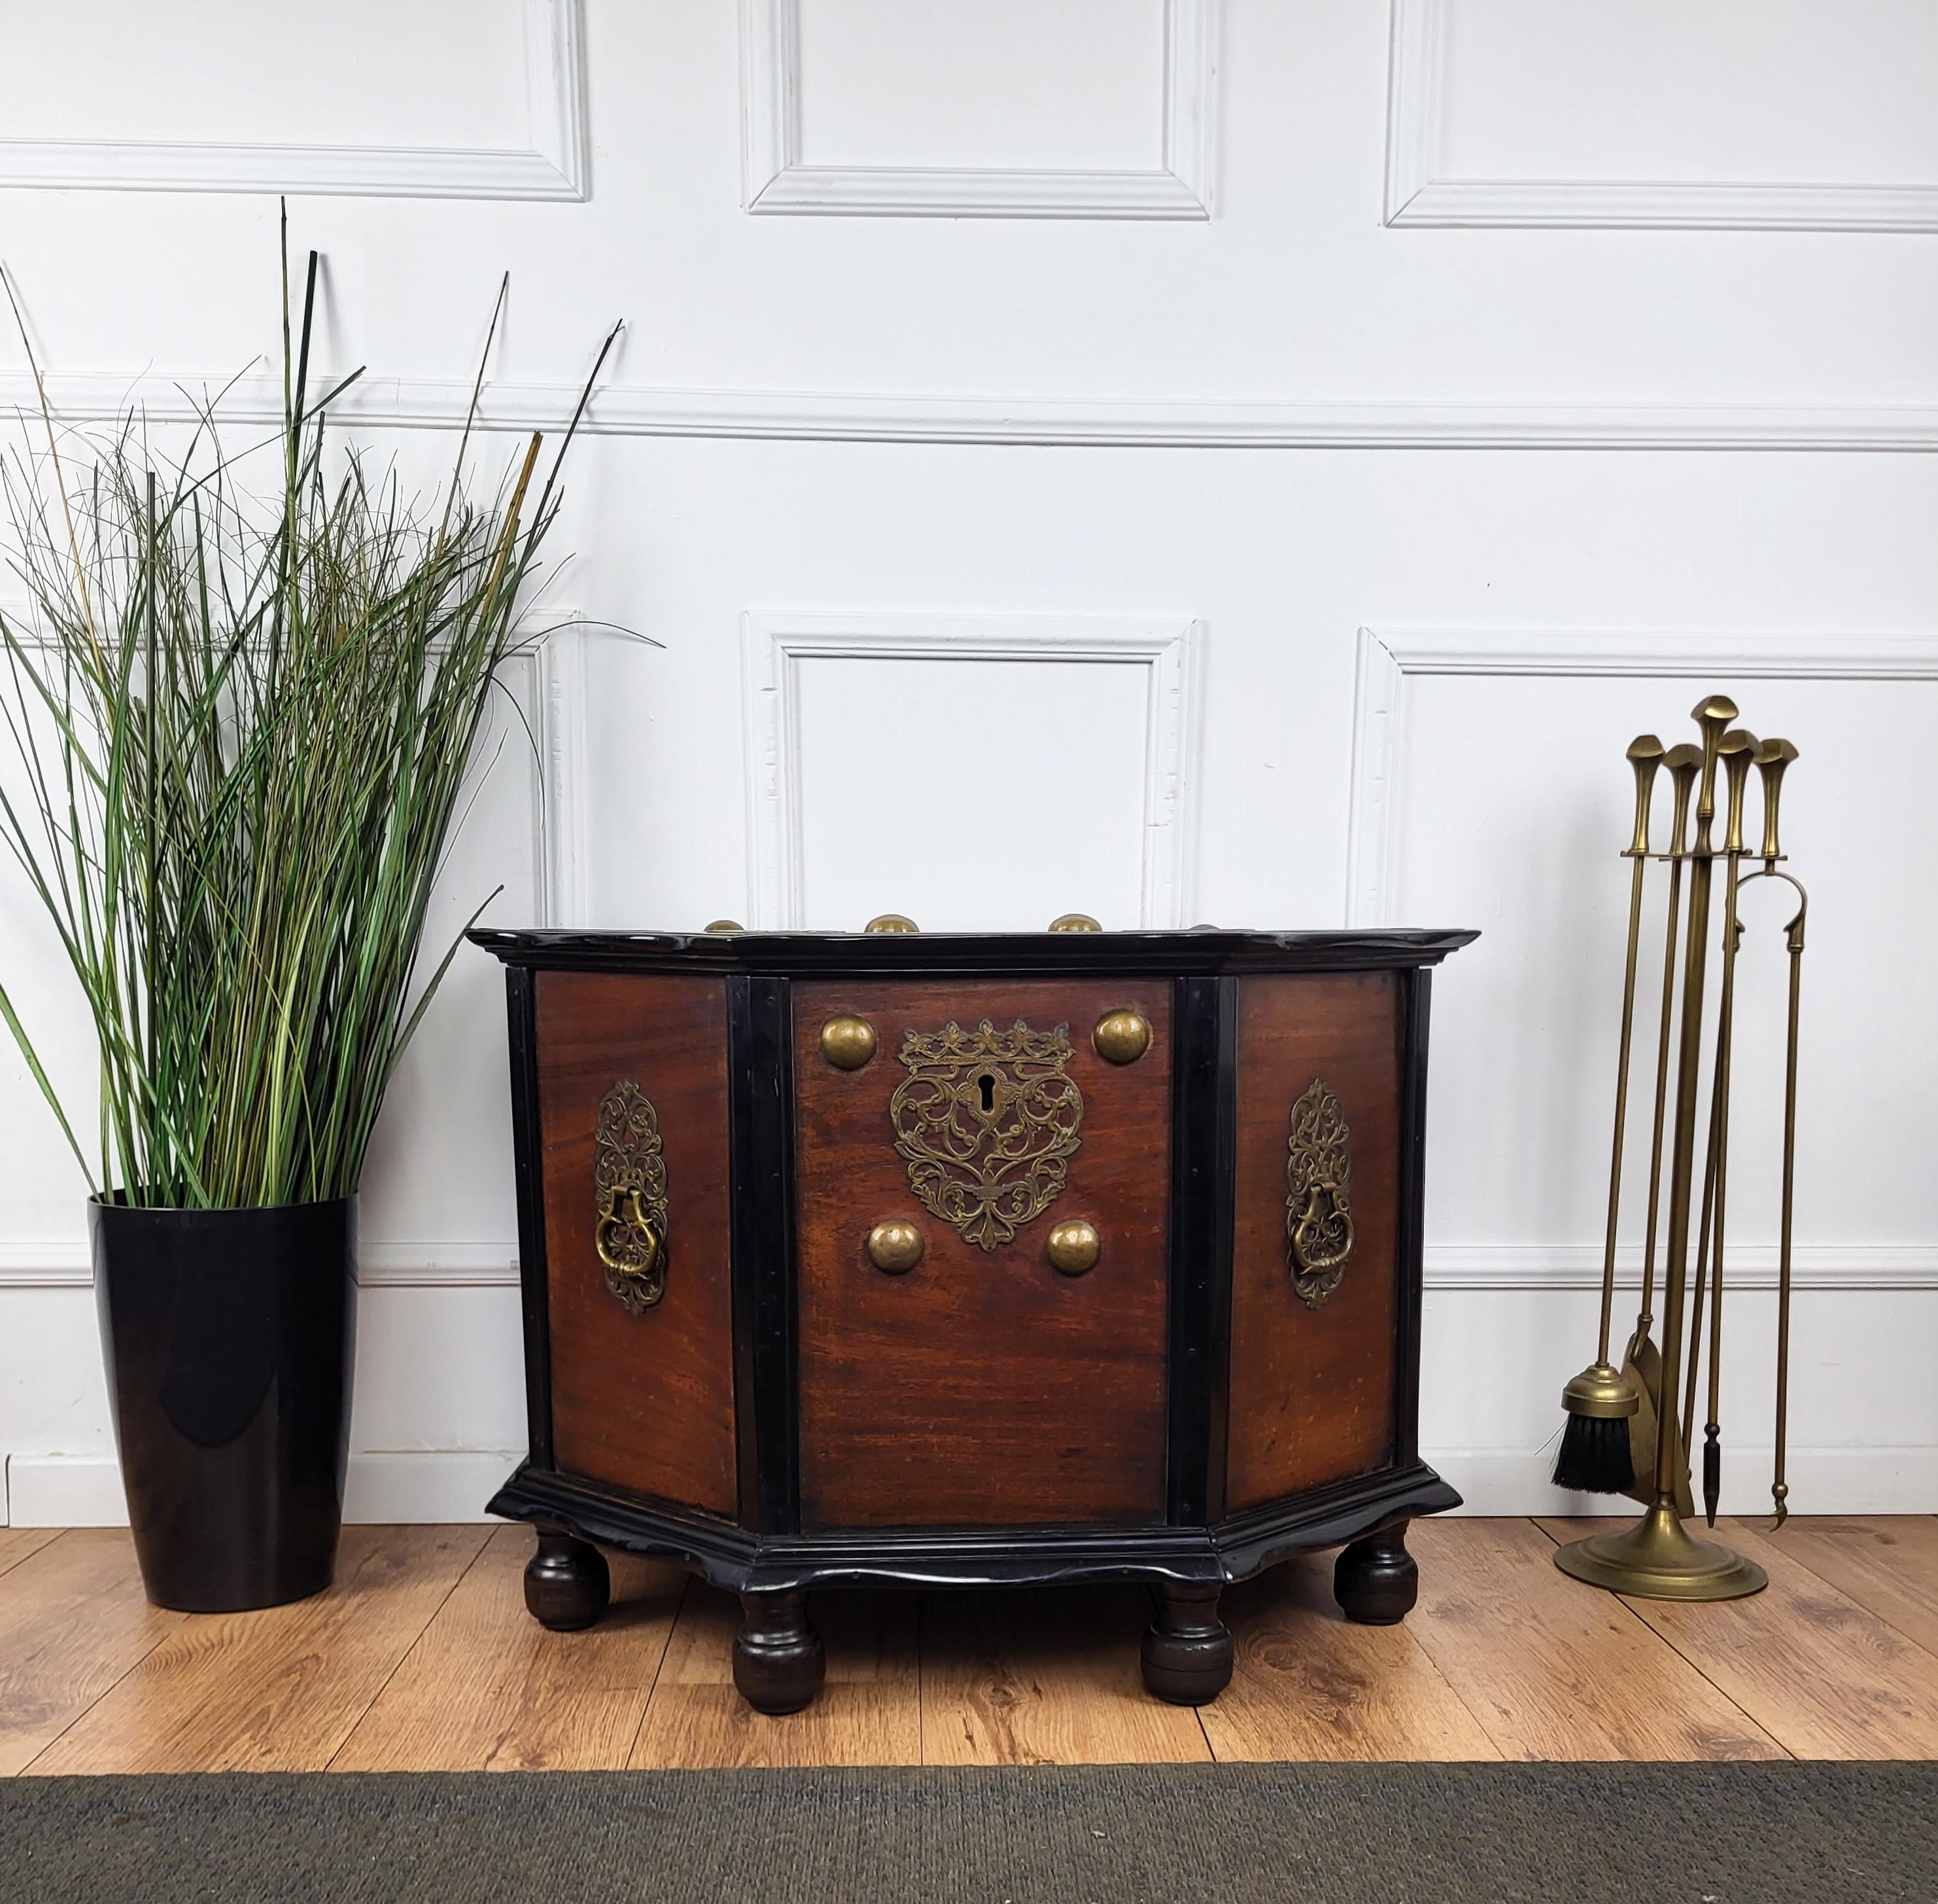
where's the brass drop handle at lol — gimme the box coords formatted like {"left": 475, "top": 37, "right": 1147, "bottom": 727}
{"left": 597, "top": 1186, "right": 665, "bottom": 1284}
{"left": 867, "top": 1219, "right": 925, "bottom": 1274}
{"left": 1288, "top": 1183, "right": 1353, "bottom": 1275}
{"left": 1047, "top": 1219, "right": 1101, "bottom": 1276}
{"left": 593, "top": 1080, "right": 668, "bottom": 1315}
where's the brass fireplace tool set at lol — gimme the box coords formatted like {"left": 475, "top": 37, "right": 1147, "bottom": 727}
{"left": 1553, "top": 694, "right": 1806, "bottom": 1601}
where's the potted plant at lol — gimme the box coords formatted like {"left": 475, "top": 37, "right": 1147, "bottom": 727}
{"left": 0, "top": 218, "right": 614, "bottom": 1611}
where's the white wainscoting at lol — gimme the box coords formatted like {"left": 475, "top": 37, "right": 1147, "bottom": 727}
{"left": 741, "top": 611, "right": 1204, "bottom": 930}
{"left": 1385, "top": 0, "right": 1938, "bottom": 231}
{"left": 0, "top": 0, "right": 587, "bottom": 198}
{"left": 739, "top": 0, "right": 1218, "bottom": 216}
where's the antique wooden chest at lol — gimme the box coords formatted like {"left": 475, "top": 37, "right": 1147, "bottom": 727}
{"left": 473, "top": 921, "right": 1474, "bottom": 1712}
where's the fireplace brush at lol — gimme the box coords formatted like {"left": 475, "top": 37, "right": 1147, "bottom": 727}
{"left": 1552, "top": 694, "right": 1805, "bottom": 1601}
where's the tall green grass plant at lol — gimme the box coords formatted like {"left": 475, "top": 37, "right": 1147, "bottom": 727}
{"left": 0, "top": 216, "right": 614, "bottom": 1207}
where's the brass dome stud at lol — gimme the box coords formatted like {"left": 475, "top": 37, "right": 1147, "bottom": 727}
{"left": 1046, "top": 1219, "right": 1101, "bottom": 1276}
{"left": 1092, "top": 1009, "right": 1151, "bottom": 1066}
{"left": 866, "top": 1219, "right": 924, "bottom": 1274}
{"left": 704, "top": 919, "right": 743, "bottom": 933}
{"left": 864, "top": 914, "right": 919, "bottom": 934}
{"left": 820, "top": 1015, "right": 878, "bottom": 1071}
{"left": 1048, "top": 913, "right": 1101, "bottom": 933}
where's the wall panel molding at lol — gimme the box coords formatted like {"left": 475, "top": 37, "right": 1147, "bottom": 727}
{"left": 0, "top": 0, "right": 587, "bottom": 199}
{"left": 1347, "top": 624, "right": 1938, "bottom": 929}
{"left": 14, "top": 369, "right": 1938, "bottom": 451}
{"left": 7, "top": 1238, "right": 1932, "bottom": 1296}
{"left": 742, "top": 610, "right": 1203, "bottom": 929}
{"left": 739, "top": 0, "right": 1218, "bottom": 218}
{"left": 1385, "top": 0, "right": 1938, "bottom": 232}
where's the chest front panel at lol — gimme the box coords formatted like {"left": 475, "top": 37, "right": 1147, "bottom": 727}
{"left": 793, "top": 978, "right": 1173, "bottom": 1528}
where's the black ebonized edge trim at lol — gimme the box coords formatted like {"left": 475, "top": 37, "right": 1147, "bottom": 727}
{"left": 490, "top": 1464, "right": 757, "bottom": 1582}
{"left": 504, "top": 966, "right": 554, "bottom": 1470}
{"left": 1165, "top": 977, "right": 1234, "bottom": 1526}
{"left": 1210, "top": 1461, "right": 1461, "bottom": 1580}
{"left": 1206, "top": 976, "right": 1238, "bottom": 1522}
{"left": 727, "top": 976, "right": 800, "bottom": 1534}
{"left": 469, "top": 927, "right": 1479, "bottom": 980}
{"left": 487, "top": 1459, "right": 1458, "bottom": 1595}
{"left": 725, "top": 977, "right": 761, "bottom": 1527}
{"left": 1394, "top": 968, "right": 1436, "bottom": 1473}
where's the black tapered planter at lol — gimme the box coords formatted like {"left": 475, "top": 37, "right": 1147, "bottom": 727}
{"left": 91, "top": 1195, "right": 356, "bottom": 1613}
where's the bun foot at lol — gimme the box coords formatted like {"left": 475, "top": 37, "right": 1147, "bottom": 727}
{"left": 1334, "top": 1523, "right": 1419, "bottom": 1625}
{"left": 525, "top": 1529, "right": 610, "bottom": 1631}
{"left": 1141, "top": 1580, "right": 1234, "bottom": 1705}
{"left": 733, "top": 1590, "right": 825, "bottom": 1714}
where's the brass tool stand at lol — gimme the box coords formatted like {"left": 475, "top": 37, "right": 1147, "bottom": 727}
{"left": 1555, "top": 695, "right": 1805, "bottom": 1602}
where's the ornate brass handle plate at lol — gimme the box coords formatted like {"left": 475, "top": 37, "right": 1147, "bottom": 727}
{"left": 1285, "top": 1077, "right": 1353, "bottom": 1310}
{"left": 594, "top": 1080, "right": 668, "bottom": 1314}
{"left": 889, "top": 1018, "right": 1084, "bottom": 1252}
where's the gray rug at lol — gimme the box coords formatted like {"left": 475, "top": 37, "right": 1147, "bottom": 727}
{"left": 1, "top": 1763, "right": 1930, "bottom": 1903}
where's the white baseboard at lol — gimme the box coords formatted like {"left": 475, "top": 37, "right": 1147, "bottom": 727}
{"left": 9, "top": 1445, "right": 1935, "bottom": 1527}
{"left": 4, "top": 1451, "right": 521, "bottom": 1528}
{"left": 1429, "top": 1447, "right": 1938, "bottom": 1518}
{"left": 3, "top": 1455, "right": 131, "bottom": 1528}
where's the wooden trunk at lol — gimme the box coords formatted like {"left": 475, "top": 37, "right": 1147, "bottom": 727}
{"left": 476, "top": 924, "right": 1474, "bottom": 1712}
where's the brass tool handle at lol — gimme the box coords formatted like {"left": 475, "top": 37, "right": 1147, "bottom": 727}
{"left": 1755, "top": 737, "right": 1798, "bottom": 860}
{"left": 1663, "top": 744, "right": 1702, "bottom": 857}
{"left": 1718, "top": 729, "right": 1758, "bottom": 856}
{"left": 1625, "top": 735, "right": 1665, "bottom": 856}
{"left": 1690, "top": 694, "right": 1739, "bottom": 850}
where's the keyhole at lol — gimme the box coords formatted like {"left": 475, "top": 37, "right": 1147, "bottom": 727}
{"left": 978, "top": 1071, "right": 996, "bottom": 1113}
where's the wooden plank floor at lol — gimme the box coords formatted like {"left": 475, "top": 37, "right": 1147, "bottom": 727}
{"left": 2, "top": 1518, "right": 1933, "bottom": 1771}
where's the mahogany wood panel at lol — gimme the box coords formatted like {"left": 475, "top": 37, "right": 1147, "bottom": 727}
{"left": 794, "top": 980, "right": 1172, "bottom": 1528}
{"left": 1226, "top": 973, "right": 1403, "bottom": 1511}
{"left": 537, "top": 973, "right": 737, "bottom": 1517}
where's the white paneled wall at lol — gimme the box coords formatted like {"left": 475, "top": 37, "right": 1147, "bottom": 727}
{"left": 1, "top": 1, "right": 1935, "bottom": 1523}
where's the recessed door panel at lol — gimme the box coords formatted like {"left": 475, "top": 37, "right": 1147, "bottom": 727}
{"left": 536, "top": 972, "right": 738, "bottom": 1517}
{"left": 1226, "top": 973, "right": 1404, "bottom": 1511}
{"left": 794, "top": 978, "right": 1171, "bottom": 1527}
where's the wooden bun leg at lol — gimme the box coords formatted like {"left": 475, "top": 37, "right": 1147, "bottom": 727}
{"left": 1333, "top": 1521, "right": 1419, "bottom": 1625}
{"left": 733, "top": 1589, "right": 826, "bottom": 1714}
{"left": 523, "top": 1528, "right": 610, "bottom": 1631}
{"left": 1140, "top": 1580, "right": 1234, "bottom": 1705}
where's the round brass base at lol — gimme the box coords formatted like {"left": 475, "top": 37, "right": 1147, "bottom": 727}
{"left": 1553, "top": 1504, "right": 1768, "bottom": 1602}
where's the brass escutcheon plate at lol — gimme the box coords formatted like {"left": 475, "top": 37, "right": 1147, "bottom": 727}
{"left": 889, "top": 1019, "right": 1083, "bottom": 1252}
